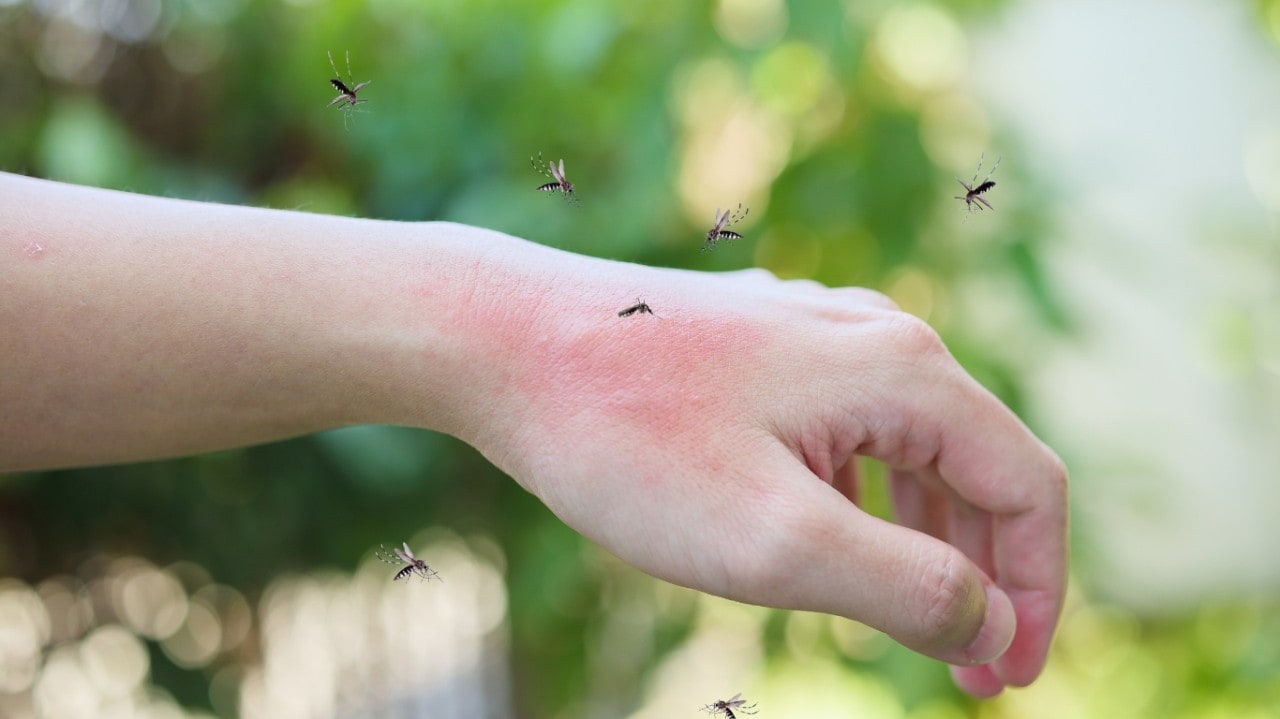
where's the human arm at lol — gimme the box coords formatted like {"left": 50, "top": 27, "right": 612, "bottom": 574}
{"left": 0, "top": 172, "right": 1066, "bottom": 695}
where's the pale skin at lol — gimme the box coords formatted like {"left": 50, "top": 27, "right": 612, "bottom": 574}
{"left": 0, "top": 172, "right": 1066, "bottom": 696}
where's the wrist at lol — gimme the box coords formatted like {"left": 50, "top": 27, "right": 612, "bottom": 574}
{"left": 352, "top": 222, "right": 547, "bottom": 446}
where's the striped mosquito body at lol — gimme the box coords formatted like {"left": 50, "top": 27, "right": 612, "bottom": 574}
{"left": 702, "top": 204, "right": 749, "bottom": 252}
{"left": 618, "top": 298, "right": 654, "bottom": 318}
{"left": 702, "top": 693, "right": 758, "bottom": 718}
{"left": 531, "top": 152, "right": 577, "bottom": 203}
{"left": 954, "top": 153, "right": 1000, "bottom": 212}
{"left": 375, "top": 542, "right": 439, "bottom": 582}
{"left": 327, "top": 50, "right": 370, "bottom": 126}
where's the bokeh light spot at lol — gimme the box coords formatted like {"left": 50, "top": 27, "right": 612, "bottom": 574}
{"left": 885, "top": 266, "right": 937, "bottom": 320}
{"left": 919, "top": 92, "right": 991, "bottom": 172}
{"left": 100, "top": 0, "right": 162, "bottom": 43}
{"left": 162, "top": 597, "right": 223, "bottom": 669}
{"left": 873, "top": 4, "right": 965, "bottom": 95}
{"left": 0, "top": 580, "right": 48, "bottom": 693}
{"left": 751, "top": 42, "right": 829, "bottom": 118}
{"left": 81, "top": 624, "right": 149, "bottom": 698}
{"left": 753, "top": 226, "right": 821, "bottom": 279}
{"left": 714, "top": 0, "right": 787, "bottom": 49}
{"left": 114, "top": 561, "right": 188, "bottom": 640}
{"left": 35, "top": 644, "right": 97, "bottom": 718}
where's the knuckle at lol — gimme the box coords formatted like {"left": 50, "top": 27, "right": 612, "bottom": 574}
{"left": 1041, "top": 450, "right": 1070, "bottom": 510}
{"left": 849, "top": 288, "right": 900, "bottom": 311}
{"left": 880, "top": 313, "right": 947, "bottom": 359}
{"left": 1046, "top": 452, "right": 1070, "bottom": 495}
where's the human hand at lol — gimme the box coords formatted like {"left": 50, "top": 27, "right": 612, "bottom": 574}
{"left": 453, "top": 250, "right": 1067, "bottom": 697}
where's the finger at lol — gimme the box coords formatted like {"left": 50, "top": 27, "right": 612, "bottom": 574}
{"left": 894, "top": 471, "right": 1002, "bottom": 696}
{"left": 728, "top": 448, "right": 1017, "bottom": 666}
{"left": 913, "top": 372, "right": 1069, "bottom": 686}
{"left": 888, "top": 469, "right": 949, "bottom": 541}
{"left": 948, "top": 501, "right": 994, "bottom": 578}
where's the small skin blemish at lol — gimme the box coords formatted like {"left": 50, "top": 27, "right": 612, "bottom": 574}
{"left": 23, "top": 241, "right": 44, "bottom": 258}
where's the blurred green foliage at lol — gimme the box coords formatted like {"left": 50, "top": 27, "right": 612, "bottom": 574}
{"left": 2, "top": 1, "right": 1278, "bottom": 717}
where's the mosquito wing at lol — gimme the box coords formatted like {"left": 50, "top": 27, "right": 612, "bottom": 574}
{"left": 725, "top": 693, "right": 743, "bottom": 706}
{"left": 350, "top": 81, "right": 371, "bottom": 94}
{"left": 551, "top": 159, "right": 567, "bottom": 184}
{"left": 974, "top": 195, "right": 994, "bottom": 210}
{"left": 395, "top": 543, "right": 416, "bottom": 564}
{"left": 712, "top": 208, "right": 728, "bottom": 232}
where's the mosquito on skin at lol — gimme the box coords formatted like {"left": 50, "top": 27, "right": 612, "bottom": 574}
{"left": 701, "top": 204, "right": 749, "bottom": 252}
{"left": 375, "top": 542, "right": 439, "bottom": 582}
{"left": 531, "top": 152, "right": 577, "bottom": 203}
{"left": 954, "top": 153, "right": 1001, "bottom": 212}
{"left": 701, "top": 693, "right": 758, "bottom": 719}
{"left": 617, "top": 298, "right": 654, "bottom": 318}
{"left": 327, "top": 50, "right": 370, "bottom": 126}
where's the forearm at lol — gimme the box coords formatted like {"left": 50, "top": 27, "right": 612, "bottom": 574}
{"left": 0, "top": 173, "right": 516, "bottom": 471}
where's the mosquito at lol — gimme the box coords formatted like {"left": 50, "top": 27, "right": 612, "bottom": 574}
{"left": 618, "top": 298, "right": 654, "bottom": 318}
{"left": 701, "top": 204, "right": 749, "bottom": 252}
{"left": 531, "top": 152, "right": 577, "bottom": 203}
{"left": 954, "top": 153, "right": 1001, "bottom": 212}
{"left": 701, "top": 693, "right": 758, "bottom": 719}
{"left": 327, "top": 50, "right": 371, "bottom": 125}
{"left": 375, "top": 542, "right": 439, "bottom": 582}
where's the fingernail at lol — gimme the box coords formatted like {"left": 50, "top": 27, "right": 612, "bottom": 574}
{"left": 963, "top": 585, "right": 1016, "bottom": 664}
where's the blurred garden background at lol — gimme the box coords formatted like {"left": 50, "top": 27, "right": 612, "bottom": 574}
{"left": 2, "top": 0, "right": 1279, "bottom": 717}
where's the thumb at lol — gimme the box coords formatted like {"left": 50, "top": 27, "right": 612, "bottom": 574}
{"left": 731, "top": 453, "right": 1017, "bottom": 665}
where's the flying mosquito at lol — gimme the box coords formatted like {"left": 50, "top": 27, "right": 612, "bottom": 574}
{"left": 618, "top": 298, "right": 654, "bottom": 318}
{"left": 954, "top": 153, "right": 1001, "bottom": 212}
{"left": 531, "top": 152, "right": 577, "bottom": 203}
{"left": 375, "top": 542, "right": 439, "bottom": 582}
{"left": 701, "top": 693, "right": 758, "bottom": 719}
{"left": 701, "top": 204, "right": 749, "bottom": 252}
{"left": 327, "top": 50, "right": 371, "bottom": 125}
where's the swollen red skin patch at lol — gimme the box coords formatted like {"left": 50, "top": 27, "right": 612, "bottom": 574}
{"left": 517, "top": 311, "right": 765, "bottom": 447}
{"left": 426, "top": 264, "right": 768, "bottom": 472}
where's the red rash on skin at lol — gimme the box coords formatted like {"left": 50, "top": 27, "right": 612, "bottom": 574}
{"left": 528, "top": 314, "right": 767, "bottom": 453}
{"left": 426, "top": 261, "right": 771, "bottom": 475}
